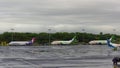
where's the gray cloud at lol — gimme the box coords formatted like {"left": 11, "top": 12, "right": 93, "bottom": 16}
{"left": 0, "top": 0, "right": 119, "bottom": 34}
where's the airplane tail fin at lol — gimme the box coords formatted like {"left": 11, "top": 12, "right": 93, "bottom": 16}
{"left": 107, "top": 37, "right": 115, "bottom": 48}
{"left": 70, "top": 36, "right": 76, "bottom": 42}
{"left": 109, "top": 35, "right": 114, "bottom": 41}
{"left": 31, "top": 37, "right": 35, "bottom": 43}
{"left": 26, "top": 38, "right": 35, "bottom": 45}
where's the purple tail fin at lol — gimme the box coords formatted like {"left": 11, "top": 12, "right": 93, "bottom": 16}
{"left": 31, "top": 38, "right": 35, "bottom": 43}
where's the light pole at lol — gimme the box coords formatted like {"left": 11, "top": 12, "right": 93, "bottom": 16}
{"left": 48, "top": 29, "right": 51, "bottom": 45}
{"left": 82, "top": 29, "right": 85, "bottom": 43}
{"left": 11, "top": 28, "right": 14, "bottom": 41}
{"left": 113, "top": 29, "right": 116, "bottom": 34}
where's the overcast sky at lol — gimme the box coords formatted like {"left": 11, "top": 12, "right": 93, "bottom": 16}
{"left": 0, "top": 0, "right": 120, "bottom": 34}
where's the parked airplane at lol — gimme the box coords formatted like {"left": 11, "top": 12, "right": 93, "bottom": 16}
{"left": 8, "top": 38, "right": 35, "bottom": 46}
{"left": 51, "top": 36, "right": 76, "bottom": 45}
{"left": 89, "top": 40, "right": 107, "bottom": 45}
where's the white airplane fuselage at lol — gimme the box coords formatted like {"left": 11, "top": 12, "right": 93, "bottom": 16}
{"left": 51, "top": 36, "right": 75, "bottom": 45}
{"left": 8, "top": 38, "right": 35, "bottom": 46}
{"left": 51, "top": 40, "right": 72, "bottom": 45}
{"left": 9, "top": 41, "right": 31, "bottom": 45}
{"left": 89, "top": 40, "right": 107, "bottom": 45}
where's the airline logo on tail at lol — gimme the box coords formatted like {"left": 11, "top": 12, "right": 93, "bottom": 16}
{"left": 27, "top": 37, "right": 35, "bottom": 45}
{"left": 31, "top": 37, "right": 35, "bottom": 43}
{"left": 107, "top": 39, "right": 116, "bottom": 48}
{"left": 107, "top": 36, "right": 120, "bottom": 50}
{"left": 70, "top": 36, "right": 76, "bottom": 42}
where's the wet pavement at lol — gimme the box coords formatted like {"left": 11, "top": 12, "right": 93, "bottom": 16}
{"left": 0, "top": 45, "right": 119, "bottom": 68}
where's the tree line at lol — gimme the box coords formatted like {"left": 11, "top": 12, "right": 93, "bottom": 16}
{"left": 0, "top": 32, "right": 119, "bottom": 45}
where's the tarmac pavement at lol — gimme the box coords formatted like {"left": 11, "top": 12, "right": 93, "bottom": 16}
{"left": 0, "top": 45, "right": 117, "bottom": 68}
